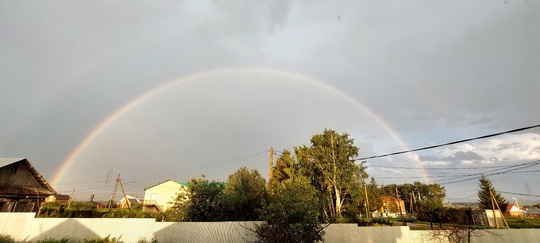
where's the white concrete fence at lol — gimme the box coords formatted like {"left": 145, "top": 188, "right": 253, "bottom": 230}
{"left": 1, "top": 213, "right": 539, "bottom": 243}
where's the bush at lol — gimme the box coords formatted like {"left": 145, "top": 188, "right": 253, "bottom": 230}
{"left": 370, "top": 217, "right": 393, "bottom": 226}
{"left": 0, "top": 234, "right": 15, "bottom": 243}
{"left": 255, "top": 176, "right": 325, "bottom": 243}
{"left": 82, "top": 235, "right": 122, "bottom": 243}
{"left": 36, "top": 237, "right": 70, "bottom": 243}
{"left": 137, "top": 237, "right": 158, "bottom": 243}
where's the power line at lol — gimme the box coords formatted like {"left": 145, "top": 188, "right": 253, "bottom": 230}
{"left": 437, "top": 159, "right": 540, "bottom": 185}
{"left": 357, "top": 124, "right": 540, "bottom": 161}
{"left": 499, "top": 191, "right": 540, "bottom": 198}
{"left": 367, "top": 164, "right": 522, "bottom": 170}
{"left": 125, "top": 150, "right": 269, "bottom": 184}
{"left": 59, "top": 150, "right": 270, "bottom": 193}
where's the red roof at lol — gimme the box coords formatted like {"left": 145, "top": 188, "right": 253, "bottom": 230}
{"left": 506, "top": 204, "right": 519, "bottom": 212}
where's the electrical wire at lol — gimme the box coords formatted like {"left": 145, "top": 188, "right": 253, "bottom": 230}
{"left": 63, "top": 150, "right": 269, "bottom": 192}
{"left": 437, "top": 159, "right": 540, "bottom": 185}
{"left": 356, "top": 124, "right": 540, "bottom": 161}
{"left": 498, "top": 191, "right": 540, "bottom": 198}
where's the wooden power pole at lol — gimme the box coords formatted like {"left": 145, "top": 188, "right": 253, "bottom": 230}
{"left": 268, "top": 147, "right": 274, "bottom": 192}
{"left": 364, "top": 183, "right": 370, "bottom": 219}
{"left": 108, "top": 174, "right": 131, "bottom": 210}
{"left": 108, "top": 174, "right": 120, "bottom": 209}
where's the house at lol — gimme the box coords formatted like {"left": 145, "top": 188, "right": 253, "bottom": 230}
{"left": 524, "top": 208, "right": 540, "bottom": 218}
{"left": 117, "top": 195, "right": 140, "bottom": 209}
{"left": 143, "top": 180, "right": 188, "bottom": 212}
{"left": 0, "top": 158, "right": 56, "bottom": 212}
{"left": 45, "top": 194, "right": 71, "bottom": 204}
{"left": 505, "top": 204, "right": 522, "bottom": 217}
{"left": 373, "top": 196, "right": 406, "bottom": 218}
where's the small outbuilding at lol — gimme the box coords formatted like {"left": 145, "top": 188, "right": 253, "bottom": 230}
{"left": 0, "top": 158, "right": 56, "bottom": 212}
{"left": 143, "top": 180, "right": 188, "bottom": 212}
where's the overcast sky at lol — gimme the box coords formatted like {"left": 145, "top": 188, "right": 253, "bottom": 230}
{"left": 1, "top": 1, "right": 539, "bottom": 204}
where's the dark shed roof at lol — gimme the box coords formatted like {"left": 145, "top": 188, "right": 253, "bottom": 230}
{"left": 0, "top": 158, "right": 57, "bottom": 197}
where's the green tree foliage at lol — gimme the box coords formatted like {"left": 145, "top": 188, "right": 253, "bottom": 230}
{"left": 365, "top": 177, "right": 382, "bottom": 215}
{"left": 414, "top": 182, "right": 446, "bottom": 204}
{"left": 477, "top": 175, "right": 508, "bottom": 212}
{"left": 392, "top": 182, "right": 446, "bottom": 214}
{"left": 185, "top": 176, "right": 225, "bottom": 221}
{"left": 256, "top": 175, "right": 325, "bottom": 243}
{"left": 270, "top": 149, "right": 296, "bottom": 188}
{"left": 416, "top": 199, "right": 445, "bottom": 229}
{"left": 222, "top": 167, "right": 267, "bottom": 221}
{"left": 156, "top": 190, "right": 189, "bottom": 222}
{"left": 295, "top": 129, "right": 366, "bottom": 221}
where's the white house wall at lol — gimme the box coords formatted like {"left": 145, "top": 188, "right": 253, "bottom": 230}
{"left": 143, "top": 181, "right": 187, "bottom": 212}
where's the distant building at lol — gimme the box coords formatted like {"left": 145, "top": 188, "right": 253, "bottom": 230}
{"left": 117, "top": 195, "right": 140, "bottom": 209}
{"left": 524, "top": 208, "right": 540, "bottom": 218}
{"left": 373, "top": 196, "right": 406, "bottom": 218}
{"left": 143, "top": 180, "right": 188, "bottom": 212}
{"left": 505, "top": 204, "right": 522, "bottom": 217}
{"left": 0, "top": 158, "right": 56, "bottom": 212}
{"left": 45, "top": 194, "right": 71, "bottom": 205}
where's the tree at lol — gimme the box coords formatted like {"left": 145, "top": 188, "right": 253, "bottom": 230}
{"left": 477, "top": 175, "right": 508, "bottom": 213}
{"left": 397, "top": 182, "right": 446, "bottom": 214}
{"left": 365, "top": 177, "right": 382, "bottom": 216}
{"left": 413, "top": 182, "right": 446, "bottom": 204}
{"left": 185, "top": 176, "right": 225, "bottom": 221}
{"left": 270, "top": 149, "right": 295, "bottom": 189}
{"left": 295, "top": 129, "right": 366, "bottom": 221}
{"left": 416, "top": 199, "right": 445, "bottom": 229}
{"left": 156, "top": 188, "right": 189, "bottom": 222}
{"left": 255, "top": 175, "right": 325, "bottom": 243}
{"left": 429, "top": 207, "right": 500, "bottom": 243}
{"left": 222, "top": 167, "right": 267, "bottom": 221}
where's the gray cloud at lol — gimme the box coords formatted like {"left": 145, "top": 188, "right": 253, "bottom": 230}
{"left": 1, "top": 1, "right": 539, "bottom": 202}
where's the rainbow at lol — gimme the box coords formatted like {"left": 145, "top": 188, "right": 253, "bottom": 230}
{"left": 50, "top": 68, "right": 432, "bottom": 186}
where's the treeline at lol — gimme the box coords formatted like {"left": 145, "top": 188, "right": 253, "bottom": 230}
{"left": 161, "top": 129, "right": 447, "bottom": 223}
{"left": 159, "top": 129, "right": 449, "bottom": 241}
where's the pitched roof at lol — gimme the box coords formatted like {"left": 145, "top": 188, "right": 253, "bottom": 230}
{"left": 53, "top": 194, "right": 71, "bottom": 200}
{"left": 144, "top": 179, "right": 188, "bottom": 190}
{"left": 506, "top": 204, "right": 518, "bottom": 212}
{"left": 0, "top": 158, "right": 56, "bottom": 195}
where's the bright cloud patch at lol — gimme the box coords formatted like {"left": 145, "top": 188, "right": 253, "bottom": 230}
{"left": 417, "top": 133, "right": 540, "bottom": 165}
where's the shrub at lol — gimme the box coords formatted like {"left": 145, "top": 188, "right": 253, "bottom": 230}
{"left": 0, "top": 234, "right": 15, "bottom": 243}
{"left": 137, "top": 237, "right": 158, "bottom": 243}
{"left": 36, "top": 237, "right": 70, "bottom": 243}
{"left": 82, "top": 235, "right": 122, "bottom": 243}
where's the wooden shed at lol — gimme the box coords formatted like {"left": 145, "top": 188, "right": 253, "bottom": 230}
{"left": 0, "top": 158, "right": 56, "bottom": 212}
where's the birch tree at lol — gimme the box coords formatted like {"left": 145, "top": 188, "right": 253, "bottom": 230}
{"left": 296, "top": 129, "right": 366, "bottom": 221}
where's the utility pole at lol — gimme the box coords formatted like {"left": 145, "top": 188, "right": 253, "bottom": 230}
{"left": 396, "top": 185, "right": 406, "bottom": 226}
{"left": 410, "top": 193, "right": 414, "bottom": 213}
{"left": 118, "top": 176, "right": 131, "bottom": 211}
{"left": 412, "top": 191, "right": 417, "bottom": 212}
{"left": 107, "top": 174, "right": 131, "bottom": 210}
{"left": 268, "top": 147, "right": 274, "bottom": 192}
{"left": 364, "top": 183, "right": 370, "bottom": 219}
{"left": 490, "top": 190, "right": 509, "bottom": 228}
{"left": 490, "top": 189, "right": 499, "bottom": 228}
{"left": 67, "top": 188, "right": 75, "bottom": 209}
{"left": 512, "top": 196, "right": 523, "bottom": 219}
{"left": 109, "top": 174, "right": 120, "bottom": 209}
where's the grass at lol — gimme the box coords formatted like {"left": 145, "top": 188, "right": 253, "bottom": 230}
{"left": 407, "top": 216, "right": 540, "bottom": 230}
{"left": 505, "top": 216, "right": 540, "bottom": 229}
